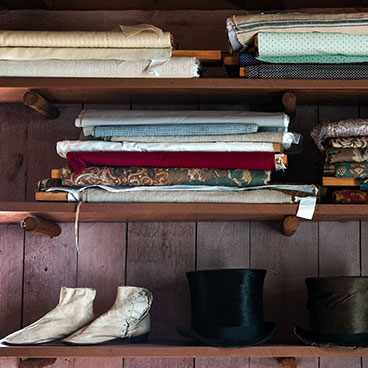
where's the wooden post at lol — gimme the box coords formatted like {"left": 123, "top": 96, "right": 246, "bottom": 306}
{"left": 282, "top": 216, "right": 299, "bottom": 237}
{"left": 282, "top": 92, "right": 297, "bottom": 119}
{"left": 277, "top": 357, "right": 298, "bottom": 368}
{"left": 21, "top": 216, "right": 61, "bottom": 238}
{"left": 19, "top": 358, "right": 56, "bottom": 368}
{"left": 23, "top": 90, "right": 60, "bottom": 119}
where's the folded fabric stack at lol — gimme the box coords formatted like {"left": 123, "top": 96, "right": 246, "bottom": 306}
{"left": 0, "top": 24, "right": 200, "bottom": 78}
{"left": 37, "top": 109, "right": 318, "bottom": 211}
{"left": 311, "top": 118, "right": 368, "bottom": 203}
{"left": 227, "top": 12, "right": 368, "bottom": 79}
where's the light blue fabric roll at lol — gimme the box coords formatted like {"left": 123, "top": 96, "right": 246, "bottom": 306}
{"left": 92, "top": 123, "right": 259, "bottom": 137}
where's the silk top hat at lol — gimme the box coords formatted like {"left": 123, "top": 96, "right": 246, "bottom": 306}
{"left": 177, "top": 268, "right": 277, "bottom": 347}
{"left": 295, "top": 277, "right": 368, "bottom": 347}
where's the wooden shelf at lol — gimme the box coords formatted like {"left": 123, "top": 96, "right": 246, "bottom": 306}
{"left": 1, "top": 78, "right": 368, "bottom": 105}
{"left": 1, "top": 343, "right": 368, "bottom": 358}
{"left": 1, "top": 202, "right": 368, "bottom": 223}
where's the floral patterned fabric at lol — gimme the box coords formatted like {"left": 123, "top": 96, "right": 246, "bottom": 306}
{"left": 326, "top": 148, "right": 368, "bottom": 164}
{"left": 333, "top": 189, "right": 368, "bottom": 203}
{"left": 60, "top": 166, "right": 271, "bottom": 188}
{"left": 324, "top": 163, "right": 368, "bottom": 178}
{"left": 329, "top": 137, "right": 368, "bottom": 149}
{"left": 310, "top": 119, "right": 368, "bottom": 151}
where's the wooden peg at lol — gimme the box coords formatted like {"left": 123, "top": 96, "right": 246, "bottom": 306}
{"left": 21, "top": 216, "right": 61, "bottom": 238}
{"left": 23, "top": 90, "right": 60, "bottom": 119}
{"left": 277, "top": 357, "right": 298, "bottom": 368}
{"left": 282, "top": 216, "right": 299, "bottom": 236}
{"left": 19, "top": 358, "right": 56, "bottom": 368}
{"left": 282, "top": 92, "right": 297, "bottom": 119}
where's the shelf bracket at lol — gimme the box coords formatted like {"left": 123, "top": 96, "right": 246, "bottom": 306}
{"left": 282, "top": 215, "right": 299, "bottom": 237}
{"left": 282, "top": 92, "right": 297, "bottom": 119}
{"left": 277, "top": 357, "right": 298, "bottom": 368}
{"left": 21, "top": 216, "right": 61, "bottom": 238}
{"left": 19, "top": 358, "right": 56, "bottom": 368}
{"left": 23, "top": 90, "right": 60, "bottom": 120}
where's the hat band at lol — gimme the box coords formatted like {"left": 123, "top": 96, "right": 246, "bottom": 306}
{"left": 194, "top": 324, "right": 263, "bottom": 340}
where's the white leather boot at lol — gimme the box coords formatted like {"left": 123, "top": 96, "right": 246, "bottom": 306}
{"left": 62, "top": 286, "right": 153, "bottom": 344}
{"left": 1, "top": 287, "right": 96, "bottom": 345}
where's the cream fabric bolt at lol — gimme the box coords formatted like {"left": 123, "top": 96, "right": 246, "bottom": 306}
{"left": 0, "top": 57, "right": 199, "bottom": 78}
{"left": 0, "top": 24, "right": 171, "bottom": 48}
{"left": 1, "top": 287, "right": 96, "bottom": 345}
{"left": 63, "top": 286, "right": 153, "bottom": 344}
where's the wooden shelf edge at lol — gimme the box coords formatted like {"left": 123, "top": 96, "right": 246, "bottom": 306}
{"left": 1, "top": 203, "right": 368, "bottom": 223}
{"left": 1, "top": 343, "right": 368, "bottom": 358}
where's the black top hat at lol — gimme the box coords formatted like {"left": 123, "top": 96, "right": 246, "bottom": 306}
{"left": 295, "top": 277, "right": 368, "bottom": 347}
{"left": 177, "top": 268, "right": 277, "bottom": 347}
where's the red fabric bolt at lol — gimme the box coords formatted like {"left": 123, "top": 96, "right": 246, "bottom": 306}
{"left": 67, "top": 151, "right": 276, "bottom": 175}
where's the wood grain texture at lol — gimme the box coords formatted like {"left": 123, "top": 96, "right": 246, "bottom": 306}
{"left": 25, "top": 104, "right": 80, "bottom": 201}
{"left": 77, "top": 223, "right": 126, "bottom": 316}
{"left": 196, "top": 358, "right": 249, "bottom": 368}
{"left": 196, "top": 222, "right": 250, "bottom": 270}
{"left": 251, "top": 221, "right": 318, "bottom": 344}
{"left": 319, "top": 222, "right": 360, "bottom": 277}
{"left": 0, "top": 104, "right": 27, "bottom": 201}
{"left": 0, "top": 358, "right": 19, "bottom": 368}
{"left": 249, "top": 358, "right": 316, "bottom": 368}
{"left": 23, "top": 223, "right": 77, "bottom": 326}
{"left": 126, "top": 222, "right": 195, "bottom": 342}
{"left": 0, "top": 225, "right": 23, "bottom": 338}
{"left": 124, "top": 358, "right": 192, "bottom": 368}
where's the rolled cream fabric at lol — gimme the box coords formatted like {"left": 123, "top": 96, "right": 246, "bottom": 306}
{"left": 0, "top": 47, "right": 171, "bottom": 61}
{"left": 56, "top": 140, "right": 278, "bottom": 159}
{"left": 0, "top": 57, "right": 199, "bottom": 78}
{"left": 0, "top": 24, "right": 171, "bottom": 48}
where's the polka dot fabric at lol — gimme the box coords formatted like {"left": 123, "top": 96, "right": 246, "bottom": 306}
{"left": 257, "top": 32, "right": 368, "bottom": 64}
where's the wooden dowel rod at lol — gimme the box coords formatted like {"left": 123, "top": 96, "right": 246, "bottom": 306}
{"left": 23, "top": 90, "right": 60, "bottom": 119}
{"left": 282, "top": 216, "right": 299, "bottom": 237}
{"left": 282, "top": 92, "right": 297, "bottom": 119}
{"left": 19, "top": 358, "right": 57, "bottom": 368}
{"left": 21, "top": 216, "right": 61, "bottom": 238}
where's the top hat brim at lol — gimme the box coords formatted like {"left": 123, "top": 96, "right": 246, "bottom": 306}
{"left": 295, "top": 326, "right": 368, "bottom": 348}
{"left": 177, "top": 322, "right": 277, "bottom": 347}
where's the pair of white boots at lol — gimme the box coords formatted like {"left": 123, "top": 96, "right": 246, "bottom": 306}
{"left": 2, "top": 286, "right": 153, "bottom": 345}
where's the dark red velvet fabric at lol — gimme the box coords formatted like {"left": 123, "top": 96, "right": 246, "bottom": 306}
{"left": 67, "top": 151, "right": 276, "bottom": 174}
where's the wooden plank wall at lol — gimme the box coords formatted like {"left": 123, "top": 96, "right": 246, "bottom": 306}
{"left": 0, "top": 8, "right": 367, "bottom": 368}
{"left": 1, "top": 102, "right": 367, "bottom": 368}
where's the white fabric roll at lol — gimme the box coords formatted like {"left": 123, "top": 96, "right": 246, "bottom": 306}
{"left": 76, "top": 110, "right": 289, "bottom": 136}
{"left": 56, "top": 140, "right": 277, "bottom": 159}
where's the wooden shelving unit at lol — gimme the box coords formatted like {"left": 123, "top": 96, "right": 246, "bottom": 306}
{"left": 1, "top": 343, "right": 368, "bottom": 358}
{"left": 0, "top": 202, "right": 367, "bottom": 223}
{"left": 1, "top": 78, "right": 368, "bottom": 104}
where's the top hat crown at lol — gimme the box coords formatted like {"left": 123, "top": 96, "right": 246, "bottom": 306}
{"left": 177, "top": 268, "right": 277, "bottom": 347}
{"left": 295, "top": 276, "right": 368, "bottom": 347}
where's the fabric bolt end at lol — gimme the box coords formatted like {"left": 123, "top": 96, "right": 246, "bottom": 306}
{"left": 311, "top": 119, "right": 368, "bottom": 151}
{"left": 0, "top": 57, "right": 199, "bottom": 78}
{"left": 66, "top": 151, "right": 278, "bottom": 175}
{"left": 59, "top": 166, "right": 272, "bottom": 188}
{"left": 227, "top": 12, "right": 368, "bottom": 51}
{"left": 326, "top": 148, "right": 368, "bottom": 164}
{"left": 333, "top": 189, "right": 368, "bottom": 203}
{"left": 245, "top": 64, "right": 368, "bottom": 79}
